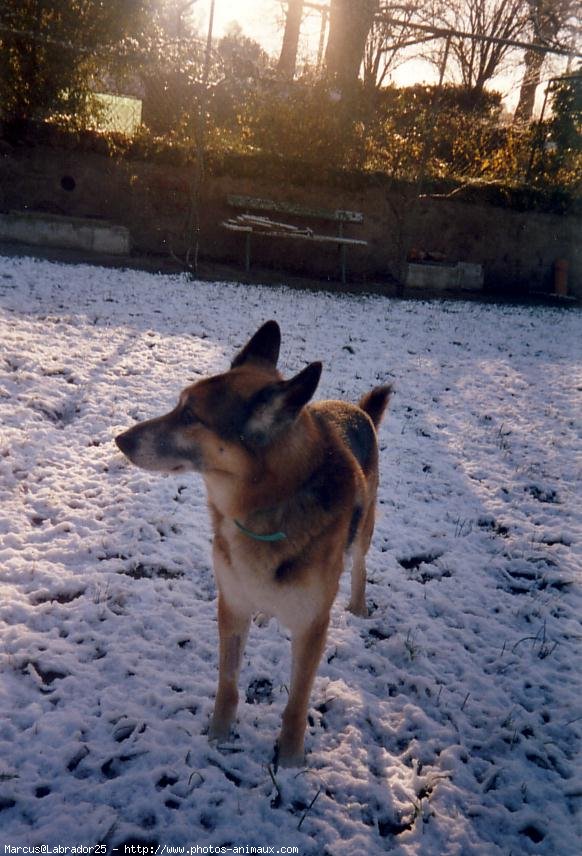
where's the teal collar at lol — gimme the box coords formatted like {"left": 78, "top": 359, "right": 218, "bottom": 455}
{"left": 234, "top": 519, "right": 287, "bottom": 543}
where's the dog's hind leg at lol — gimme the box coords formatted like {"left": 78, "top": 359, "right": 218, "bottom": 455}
{"left": 348, "top": 503, "right": 375, "bottom": 617}
{"left": 348, "top": 547, "right": 368, "bottom": 617}
{"left": 209, "top": 593, "right": 251, "bottom": 742}
{"left": 277, "top": 615, "right": 329, "bottom": 767}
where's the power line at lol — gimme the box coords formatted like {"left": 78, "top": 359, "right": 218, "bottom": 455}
{"left": 379, "top": 16, "right": 582, "bottom": 60}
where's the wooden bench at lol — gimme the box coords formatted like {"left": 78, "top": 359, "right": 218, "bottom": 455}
{"left": 221, "top": 195, "right": 367, "bottom": 284}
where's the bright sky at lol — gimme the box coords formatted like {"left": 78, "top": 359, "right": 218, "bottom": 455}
{"left": 193, "top": 0, "right": 567, "bottom": 113}
{"left": 196, "top": 0, "right": 286, "bottom": 55}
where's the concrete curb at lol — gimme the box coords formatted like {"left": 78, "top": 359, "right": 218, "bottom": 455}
{"left": 0, "top": 211, "right": 130, "bottom": 255}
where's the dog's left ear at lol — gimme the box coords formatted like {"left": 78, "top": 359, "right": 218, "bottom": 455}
{"left": 231, "top": 320, "right": 281, "bottom": 369}
{"left": 244, "top": 361, "right": 322, "bottom": 444}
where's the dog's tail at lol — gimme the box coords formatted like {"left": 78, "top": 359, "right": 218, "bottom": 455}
{"left": 359, "top": 385, "right": 393, "bottom": 428}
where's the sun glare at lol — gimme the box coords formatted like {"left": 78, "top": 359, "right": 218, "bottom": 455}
{"left": 199, "top": 0, "right": 284, "bottom": 54}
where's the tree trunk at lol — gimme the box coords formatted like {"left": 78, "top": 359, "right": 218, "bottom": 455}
{"left": 277, "top": 0, "right": 304, "bottom": 79}
{"left": 325, "top": 0, "right": 379, "bottom": 89}
{"left": 515, "top": 48, "right": 545, "bottom": 122}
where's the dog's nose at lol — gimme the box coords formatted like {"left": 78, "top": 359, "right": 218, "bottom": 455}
{"left": 115, "top": 430, "right": 136, "bottom": 458}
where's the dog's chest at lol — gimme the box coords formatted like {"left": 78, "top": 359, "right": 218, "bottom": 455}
{"left": 213, "top": 526, "right": 323, "bottom": 631}
{"left": 217, "top": 534, "right": 283, "bottom": 608}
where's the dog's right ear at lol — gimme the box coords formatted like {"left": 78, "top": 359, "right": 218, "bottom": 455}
{"left": 243, "top": 361, "right": 322, "bottom": 445}
{"left": 231, "top": 320, "right": 281, "bottom": 369}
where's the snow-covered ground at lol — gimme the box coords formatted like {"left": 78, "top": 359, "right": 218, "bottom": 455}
{"left": 1, "top": 254, "right": 581, "bottom": 855}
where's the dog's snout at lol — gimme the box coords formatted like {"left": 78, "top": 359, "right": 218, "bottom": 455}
{"left": 115, "top": 429, "right": 137, "bottom": 458}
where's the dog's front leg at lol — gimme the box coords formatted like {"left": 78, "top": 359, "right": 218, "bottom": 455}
{"left": 277, "top": 616, "right": 329, "bottom": 767}
{"left": 209, "top": 593, "right": 251, "bottom": 742}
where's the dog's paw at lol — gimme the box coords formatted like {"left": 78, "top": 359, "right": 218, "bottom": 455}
{"left": 347, "top": 600, "right": 369, "bottom": 618}
{"left": 274, "top": 740, "right": 306, "bottom": 770}
{"left": 208, "top": 720, "right": 232, "bottom": 744}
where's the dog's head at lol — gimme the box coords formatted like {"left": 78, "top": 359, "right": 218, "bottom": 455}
{"left": 115, "top": 321, "right": 322, "bottom": 475}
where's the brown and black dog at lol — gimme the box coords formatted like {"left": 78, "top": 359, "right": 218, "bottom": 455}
{"left": 115, "top": 321, "right": 391, "bottom": 767}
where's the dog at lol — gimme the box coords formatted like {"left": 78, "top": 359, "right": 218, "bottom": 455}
{"left": 115, "top": 321, "right": 391, "bottom": 767}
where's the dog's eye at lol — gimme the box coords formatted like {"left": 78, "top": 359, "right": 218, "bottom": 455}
{"left": 179, "top": 405, "right": 198, "bottom": 426}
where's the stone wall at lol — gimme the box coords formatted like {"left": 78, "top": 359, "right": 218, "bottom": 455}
{"left": 1, "top": 143, "right": 579, "bottom": 297}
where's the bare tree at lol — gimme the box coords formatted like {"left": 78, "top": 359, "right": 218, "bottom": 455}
{"left": 363, "top": 4, "right": 427, "bottom": 91}
{"left": 325, "top": 0, "right": 380, "bottom": 87}
{"left": 429, "top": 0, "right": 530, "bottom": 96}
{"left": 515, "top": 0, "right": 577, "bottom": 121}
{"left": 277, "top": 0, "right": 304, "bottom": 78}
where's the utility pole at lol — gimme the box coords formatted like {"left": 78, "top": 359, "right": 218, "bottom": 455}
{"left": 185, "top": 0, "right": 215, "bottom": 272}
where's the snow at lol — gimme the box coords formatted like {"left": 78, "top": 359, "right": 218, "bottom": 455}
{"left": 1, "top": 253, "right": 581, "bottom": 854}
